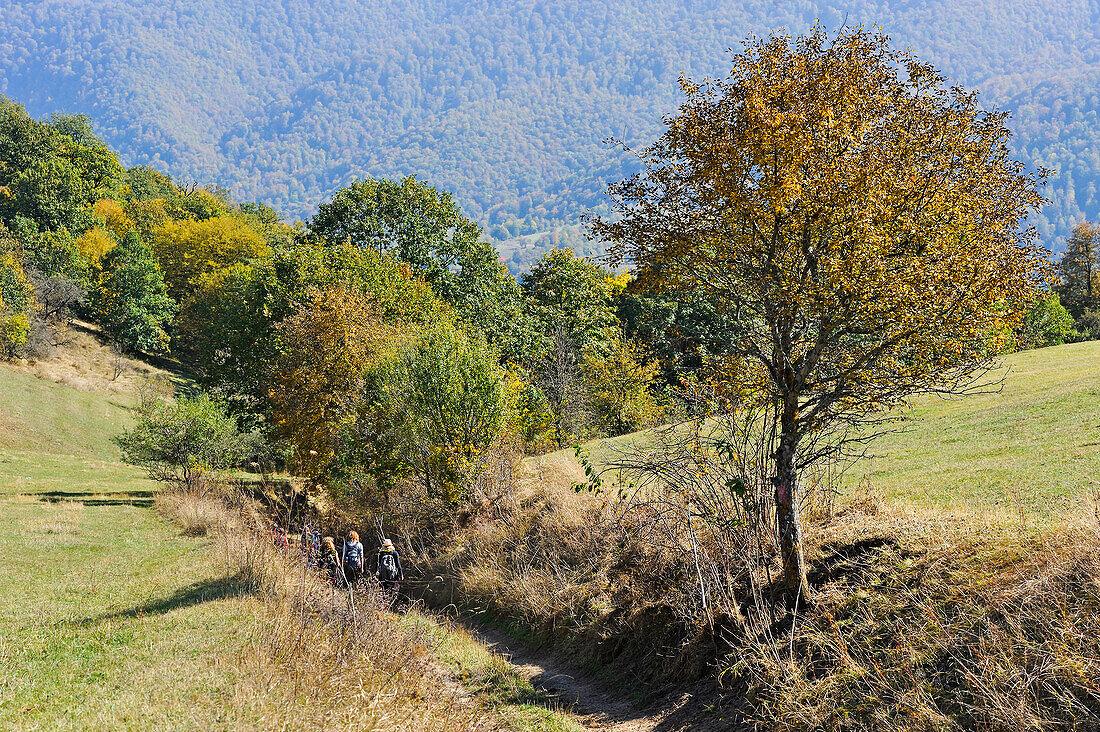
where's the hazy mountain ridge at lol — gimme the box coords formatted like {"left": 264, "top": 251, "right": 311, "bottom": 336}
{"left": 2, "top": 0, "right": 1099, "bottom": 269}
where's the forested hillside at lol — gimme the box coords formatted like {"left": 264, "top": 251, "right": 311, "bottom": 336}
{"left": 1, "top": 0, "right": 1098, "bottom": 269}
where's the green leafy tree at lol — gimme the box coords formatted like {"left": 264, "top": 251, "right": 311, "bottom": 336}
{"left": 115, "top": 392, "right": 260, "bottom": 489}
{"left": 17, "top": 223, "right": 90, "bottom": 286}
{"left": 521, "top": 248, "right": 620, "bottom": 353}
{"left": 346, "top": 319, "right": 505, "bottom": 505}
{"left": 594, "top": 27, "right": 1046, "bottom": 598}
{"left": 308, "top": 175, "right": 535, "bottom": 362}
{"left": 384, "top": 320, "right": 505, "bottom": 504}
{"left": 617, "top": 285, "right": 742, "bottom": 386}
{"left": 123, "top": 165, "right": 177, "bottom": 201}
{"left": 0, "top": 99, "right": 121, "bottom": 233}
{"left": 1015, "top": 291, "right": 1078, "bottom": 349}
{"left": 95, "top": 232, "right": 177, "bottom": 354}
{"left": 1076, "top": 308, "right": 1100, "bottom": 341}
{"left": 581, "top": 335, "right": 662, "bottom": 436}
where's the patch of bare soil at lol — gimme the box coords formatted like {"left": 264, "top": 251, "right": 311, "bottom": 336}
{"left": 463, "top": 623, "right": 731, "bottom": 731}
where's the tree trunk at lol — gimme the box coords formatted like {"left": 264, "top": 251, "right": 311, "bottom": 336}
{"left": 774, "top": 428, "right": 811, "bottom": 603}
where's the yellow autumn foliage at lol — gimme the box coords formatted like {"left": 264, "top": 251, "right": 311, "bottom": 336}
{"left": 150, "top": 216, "right": 269, "bottom": 299}
{"left": 75, "top": 226, "right": 116, "bottom": 265}
{"left": 93, "top": 198, "right": 134, "bottom": 238}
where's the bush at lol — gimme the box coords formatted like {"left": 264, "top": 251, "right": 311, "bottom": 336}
{"left": 384, "top": 320, "right": 506, "bottom": 504}
{"left": 0, "top": 246, "right": 32, "bottom": 358}
{"left": 1015, "top": 290, "right": 1078, "bottom": 349}
{"left": 114, "top": 392, "right": 264, "bottom": 489}
{"left": 1077, "top": 307, "right": 1100, "bottom": 340}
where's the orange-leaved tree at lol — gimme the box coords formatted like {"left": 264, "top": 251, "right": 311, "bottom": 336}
{"left": 592, "top": 26, "right": 1047, "bottom": 600}
{"left": 268, "top": 285, "right": 396, "bottom": 481}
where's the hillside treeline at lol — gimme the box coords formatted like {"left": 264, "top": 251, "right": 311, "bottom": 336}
{"left": 1, "top": 93, "right": 1088, "bottom": 452}
{"left": 0, "top": 97, "right": 704, "bottom": 505}
{"left": 1, "top": 0, "right": 1099, "bottom": 269}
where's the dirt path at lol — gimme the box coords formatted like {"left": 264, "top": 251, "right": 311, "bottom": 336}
{"left": 463, "top": 624, "right": 690, "bottom": 732}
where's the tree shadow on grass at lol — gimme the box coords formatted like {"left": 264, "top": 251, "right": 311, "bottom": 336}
{"left": 73, "top": 570, "right": 253, "bottom": 626}
{"left": 38, "top": 490, "right": 155, "bottom": 508}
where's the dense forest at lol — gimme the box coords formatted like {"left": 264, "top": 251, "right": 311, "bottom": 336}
{"left": 1, "top": 0, "right": 1098, "bottom": 271}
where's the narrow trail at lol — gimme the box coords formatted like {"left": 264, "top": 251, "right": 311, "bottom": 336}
{"left": 462, "top": 623, "right": 690, "bottom": 732}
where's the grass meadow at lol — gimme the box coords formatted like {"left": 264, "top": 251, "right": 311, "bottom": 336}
{"left": 539, "top": 340, "right": 1100, "bottom": 524}
{"left": 0, "top": 354, "right": 585, "bottom": 731}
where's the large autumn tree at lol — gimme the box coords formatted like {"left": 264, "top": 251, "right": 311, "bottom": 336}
{"left": 593, "top": 26, "right": 1046, "bottom": 599}
{"left": 1055, "top": 221, "right": 1099, "bottom": 320}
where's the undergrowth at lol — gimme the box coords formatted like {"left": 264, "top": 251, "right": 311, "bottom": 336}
{"left": 155, "top": 485, "right": 491, "bottom": 731}
{"left": 410, "top": 449, "right": 1100, "bottom": 731}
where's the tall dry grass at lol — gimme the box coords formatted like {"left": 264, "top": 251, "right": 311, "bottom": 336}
{"left": 155, "top": 485, "right": 497, "bottom": 731}
{"left": 413, "top": 431, "right": 1100, "bottom": 730}
{"left": 719, "top": 505, "right": 1100, "bottom": 731}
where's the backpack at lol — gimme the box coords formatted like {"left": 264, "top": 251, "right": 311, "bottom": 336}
{"left": 344, "top": 542, "right": 363, "bottom": 569}
{"left": 378, "top": 551, "right": 399, "bottom": 581}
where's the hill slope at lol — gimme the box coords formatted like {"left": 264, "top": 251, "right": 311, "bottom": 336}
{"left": 1, "top": 0, "right": 1098, "bottom": 269}
{"left": 542, "top": 340, "right": 1100, "bottom": 520}
{"left": 854, "top": 340, "right": 1100, "bottom": 518}
{"left": 0, "top": 342, "right": 589, "bottom": 731}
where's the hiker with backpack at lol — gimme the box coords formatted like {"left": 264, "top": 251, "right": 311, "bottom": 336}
{"left": 375, "top": 538, "right": 404, "bottom": 605}
{"left": 341, "top": 530, "right": 365, "bottom": 586}
{"left": 319, "top": 536, "right": 341, "bottom": 585}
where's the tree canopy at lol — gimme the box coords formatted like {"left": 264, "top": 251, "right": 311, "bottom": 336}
{"left": 594, "top": 26, "right": 1047, "bottom": 597}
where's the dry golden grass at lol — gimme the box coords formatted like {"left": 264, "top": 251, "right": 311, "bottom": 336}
{"left": 716, "top": 502, "right": 1100, "bottom": 731}
{"left": 421, "top": 442, "right": 1100, "bottom": 729}
{"left": 7, "top": 321, "right": 172, "bottom": 396}
{"left": 155, "top": 487, "right": 495, "bottom": 732}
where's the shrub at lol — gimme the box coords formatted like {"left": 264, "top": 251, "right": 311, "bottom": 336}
{"left": 115, "top": 392, "right": 264, "bottom": 489}
{"left": 1077, "top": 307, "right": 1100, "bottom": 341}
{"left": 376, "top": 319, "right": 506, "bottom": 504}
{"left": 1015, "top": 290, "right": 1078, "bottom": 349}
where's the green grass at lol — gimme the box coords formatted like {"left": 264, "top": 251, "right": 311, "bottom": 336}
{"left": 402, "top": 613, "right": 586, "bottom": 732}
{"left": 0, "top": 496, "right": 267, "bottom": 730}
{"left": 0, "top": 365, "right": 150, "bottom": 496}
{"left": 849, "top": 341, "right": 1100, "bottom": 516}
{"left": 0, "top": 362, "right": 281, "bottom": 729}
{"left": 548, "top": 341, "right": 1100, "bottom": 519}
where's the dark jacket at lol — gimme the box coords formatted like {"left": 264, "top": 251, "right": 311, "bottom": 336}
{"left": 375, "top": 548, "right": 404, "bottom": 581}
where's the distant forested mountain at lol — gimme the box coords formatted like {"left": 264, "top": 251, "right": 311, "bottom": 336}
{"left": 2, "top": 0, "right": 1098, "bottom": 270}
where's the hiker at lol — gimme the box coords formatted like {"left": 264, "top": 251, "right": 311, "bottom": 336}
{"left": 319, "top": 536, "right": 341, "bottom": 585}
{"left": 341, "top": 530, "right": 365, "bottom": 586}
{"left": 303, "top": 531, "right": 321, "bottom": 568}
{"left": 273, "top": 526, "right": 290, "bottom": 552}
{"left": 375, "top": 538, "right": 404, "bottom": 604}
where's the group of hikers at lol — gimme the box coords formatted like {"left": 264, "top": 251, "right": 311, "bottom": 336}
{"left": 272, "top": 526, "right": 405, "bottom": 604}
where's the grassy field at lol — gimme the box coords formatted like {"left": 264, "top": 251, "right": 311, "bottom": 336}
{"left": 0, "top": 496, "right": 264, "bottom": 730}
{"left": 849, "top": 340, "right": 1100, "bottom": 517}
{"left": 0, "top": 364, "right": 150, "bottom": 496}
{"left": 539, "top": 340, "right": 1100, "bottom": 522}
{"left": 0, "top": 355, "right": 587, "bottom": 731}
{"left": 0, "top": 360, "right": 304, "bottom": 729}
